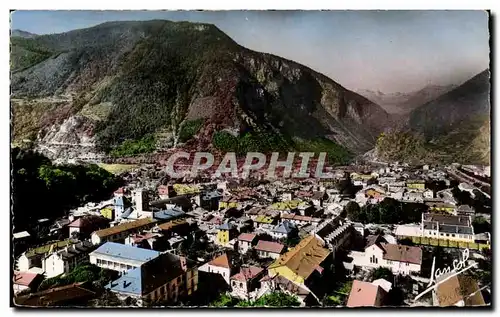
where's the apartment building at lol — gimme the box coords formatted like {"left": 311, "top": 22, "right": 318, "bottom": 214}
{"left": 89, "top": 242, "right": 160, "bottom": 272}
{"left": 91, "top": 218, "right": 157, "bottom": 245}
{"left": 422, "top": 213, "right": 475, "bottom": 242}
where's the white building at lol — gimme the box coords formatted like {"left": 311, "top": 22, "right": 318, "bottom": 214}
{"left": 44, "top": 241, "right": 95, "bottom": 278}
{"left": 198, "top": 253, "right": 233, "bottom": 285}
{"left": 348, "top": 239, "right": 422, "bottom": 275}
{"left": 236, "top": 233, "right": 257, "bottom": 254}
{"left": 423, "top": 189, "right": 434, "bottom": 199}
{"left": 89, "top": 242, "right": 160, "bottom": 272}
{"left": 254, "top": 241, "right": 285, "bottom": 260}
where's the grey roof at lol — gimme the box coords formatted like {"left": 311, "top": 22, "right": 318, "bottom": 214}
{"left": 440, "top": 225, "right": 473, "bottom": 235}
{"left": 218, "top": 222, "right": 236, "bottom": 230}
{"left": 273, "top": 220, "right": 297, "bottom": 234}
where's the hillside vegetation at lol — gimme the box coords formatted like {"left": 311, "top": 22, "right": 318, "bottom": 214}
{"left": 11, "top": 20, "right": 390, "bottom": 162}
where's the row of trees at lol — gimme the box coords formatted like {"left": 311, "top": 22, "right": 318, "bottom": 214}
{"left": 345, "top": 199, "right": 426, "bottom": 224}
{"left": 209, "top": 292, "right": 300, "bottom": 307}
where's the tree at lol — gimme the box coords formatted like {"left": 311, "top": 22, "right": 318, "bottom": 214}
{"left": 209, "top": 293, "right": 238, "bottom": 307}
{"left": 370, "top": 267, "right": 393, "bottom": 282}
{"left": 240, "top": 292, "right": 300, "bottom": 307}
{"left": 472, "top": 216, "right": 491, "bottom": 234}
{"left": 345, "top": 201, "right": 361, "bottom": 221}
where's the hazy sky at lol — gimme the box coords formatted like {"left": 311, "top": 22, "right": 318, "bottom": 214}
{"left": 11, "top": 10, "right": 490, "bottom": 93}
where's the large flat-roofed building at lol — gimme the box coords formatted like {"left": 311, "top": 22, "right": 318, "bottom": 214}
{"left": 421, "top": 213, "right": 474, "bottom": 242}
{"left": 89, "top": 242, "right": 160, "bottom": 272}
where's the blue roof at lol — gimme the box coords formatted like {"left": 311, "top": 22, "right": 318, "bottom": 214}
{"left": 120, "top": 207, "right": 132, "bottom": 219}
{"left": 106, "top": 266, "right": 142, "bottom": 295}
{"left": 153, "top": 207, "right": 185, "bottom": 220}
{"left": 273, "top": 220, "right": 297, "bottom": 234}
{"left": 91, "top": 242, "right": 160, "bottom": 263}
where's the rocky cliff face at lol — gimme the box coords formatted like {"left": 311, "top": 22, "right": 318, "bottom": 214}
{"left": 11, "top": 20, "right": 390, "bottom": 162}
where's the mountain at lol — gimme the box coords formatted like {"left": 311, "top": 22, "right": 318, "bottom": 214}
{"left": 409, "top": 70, "right": 490, "bottom": 138}
{"left": 11, "top": 29, "right": 38, "bottom": 38}
{"left": 357, "top": 84, "right": 456, "bottom": 115}
{"left": 376, "top": 70, "right": 491, "bottom": 165}
{"left": 10, "top": 20, "right": 390, "bottom": 163}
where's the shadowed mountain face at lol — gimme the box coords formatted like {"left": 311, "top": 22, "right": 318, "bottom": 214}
{"left": 10, "top": 20, "right": 390, "bottom": 161}
{"left": 375, "top": 70, "right": 491, "bottom": 165}
{"left": 408, "top": 70, "right": 490, "bottom": 139}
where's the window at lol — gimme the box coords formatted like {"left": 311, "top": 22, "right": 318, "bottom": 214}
{"left": 452, "top": 234, "right": 456, "bottom": 237}
{"left": 232, "top": 281, "right": 236, "bottom": 287}
{"left": 240, "top": 282, "right": 243, "bottom": 288}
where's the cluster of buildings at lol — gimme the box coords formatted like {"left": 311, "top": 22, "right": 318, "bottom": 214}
{"left": 12, "top": 162, "right": 491, "bottom": 307}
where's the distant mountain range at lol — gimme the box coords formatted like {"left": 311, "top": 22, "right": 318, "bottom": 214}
{"left": 357, "top": 84, "right": 457, "bottom": 115}
{"left": 10, "top": 20, "right": 391, "bottom": 164}
{"left": 375, "top": 69, "right": 491, "bottom": 165}
{"left": 11, "top": 29, "right": 38, "bottom": 38}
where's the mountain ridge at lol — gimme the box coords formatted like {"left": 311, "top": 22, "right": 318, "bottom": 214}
{"left": 11, "top": 20, "right": 390, "bottom": 164}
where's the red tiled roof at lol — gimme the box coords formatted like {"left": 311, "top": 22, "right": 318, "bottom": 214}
{"left": 231, "top": 266, "right": 263, "bottom": 282}
{"left": 237, "top": 233, "right": 257, "bottom": 242}
{"left": 255, "top": 240, "right": 285, "bottom": 254}
{"left": 13, "top": 271, "right": 40, "bottom": 287}
{"left": 209, "top": 253, "right": 231, "bottom": 269}
{"left": 380, "top": 243, "right": 423, "bottom": 265}
{"left": 347, "top": 280, "right": 387, "bottom": 307}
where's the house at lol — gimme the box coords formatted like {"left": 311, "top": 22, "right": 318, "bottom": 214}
{"left": 403, "top": 191, "right": 424, "bottom": 203}
{"left": 347, "top": 280, "right": 387, "bottom": 307}
{"left": 433, "top": 273, "right": 485, "bottom": 307}
{"left": 91, "top": 218, "right": 157, "bottom": 245}
{"left": 16, "top": 239, "right": 80, "bottom": 273}
{"left": 124, "top": 232, "right": 165, "bottom": 250}
{"left": 237, "top": 233, "right": 258, "bottom": 254}
{"left": 254, "top": 241, "right": 285, "bottom": 259}
{"left": 195, "top": 189, "right": 222, "bottom": 211}
{"left": 154, "top": 219, "right": 191, "bottom": 237}
{"left": 68, "top": 215, "right": 110, "bottom": 239}
{"left": 44, "top": 241, "right": 96, "bottom": 278}
{"left": 406, "top": 180, "right": 425, "bottom": 190}
{"left": 216, "top": 222, "right": 238, "bottom": 246}
{"left": 89, "top": 242, "right": 160, "bottom": 272}
{"left": 268, "top": 235, "right": 331, "bottom": 285}
{"left": 280, "top": 213, "right": 321, "bottom": 227}
{"left": 311, "top": 191, "right": 326, "bottom": 207}
{"left": 13, "top": 271, "right": 43, "bottom": 295}
{"left": 422, "top": 213, "right": 474, "bottom": 242}
{"left": 423, "top": 189, "right": 434, "bottom": 199}
{"left": 457, "top": 205, "right": 475, "bottom": 216}
{"left": 348, "top": 236, "right": 423, "bottom": 275}
{"left": 270, "top": 220, "right": 297, "bottom": 240}
{"left": 254, "top": 215, "right": 278, "bottom": 230}
{"left": 198, "top": 253, "right": 233, "bottom": 285}
{"left": 425, "top": 202, "right": 456, "bottom": 214}
{"left": 158, "top": 185, "right": 174, "bottom": 199}
{"left": 230, "top": 266, "right": 265, "bottom": 300}
{"left": 15, "top": 282, "right": 96, "bottom": 307}
{"left": 258, "top": 274, "right": 316, "bottom": 306}
{"left": 106, "top": 252, "right": 198, "bottom": 306}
